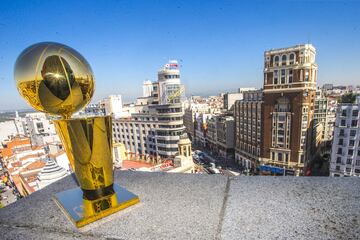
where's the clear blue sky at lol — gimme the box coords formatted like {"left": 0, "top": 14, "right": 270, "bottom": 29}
{"left": 0, "top": 0, "right": 359, "bottom": 110}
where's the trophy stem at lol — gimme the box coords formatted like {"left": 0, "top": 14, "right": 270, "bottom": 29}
{"left": 53, "top": 116, "right": 139, "bottom": 227}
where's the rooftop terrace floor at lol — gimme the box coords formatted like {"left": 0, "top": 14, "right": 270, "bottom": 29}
{"left": 0, "top": 171, "right": 359, "bottom": 239}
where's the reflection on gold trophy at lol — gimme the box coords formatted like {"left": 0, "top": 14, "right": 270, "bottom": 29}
{"left": 14, "top": 42, "right": 139, "bottom": 227}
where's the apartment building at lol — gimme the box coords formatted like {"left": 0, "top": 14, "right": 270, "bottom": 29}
{"left": 234, "top": 89, "right": 262, "bottom": 168}
{"left": 314, "top": 88, "right": 335, "bottom": 142}
{"left": 206, "top": 115, "right": 218, "bottom": 152}
{"left": 223, "top": 88, "right": 256, "bottom": 110}
{"left": 194, "top": 113, "right": 211, "bottom": 148}
{"left": 216, "top": 115, "right": 235, "bottom": 159}
{"left": 112, "top": 60, "right": 186, "bottom": 160}
{"left": 261, "top": 44, "right": 318, "bottom": 174}
{"left": 193, "top": 113, "right": 235, "bottom": 160}
{"left": 183, "top": 102, "right": 210, "bottom": 140}
{"left": 101, "top": 95, "right": 125, "bottom": 118}
{"left": 330, "top": 96, "right": 360, "bottom": 177}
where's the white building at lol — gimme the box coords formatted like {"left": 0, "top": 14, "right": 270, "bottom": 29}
{"left": 158, "top": 60, "right": 184, "bottom": 105}
{"left": 194, "top": 113, "right": 213, "bottom": 147}
{"left": 314, "top": 88, "right": 336, "bottom": 143}
{"left": 330, "top": 96, "right": 360, "bottom": 177}
{"left": 101, "top": 95, "right": 124, "bottom": 118}
{"left": 143, "top": 80, "right": 153, "bottom": 97}
{"left": 0, "top": 120, "right": 19, "bottom": 142}
{"left": 23, "top": 113, "right": 57, "bottom": 147}
{"left": 223, "top": 88, "right": 256, "bottom": 110}
{"left": 113, "top": 60, "right": 187, "bottom": 160}
{"left": 183, "top": 101, "right": 211, "bottom": 140}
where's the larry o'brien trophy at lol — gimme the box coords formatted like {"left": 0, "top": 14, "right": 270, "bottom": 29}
{"left": 14, "top": 42, "right": 139, "bottom": 227}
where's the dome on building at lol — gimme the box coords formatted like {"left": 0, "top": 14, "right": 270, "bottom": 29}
{"left": 36, "top": 158, "right": 69, "bottom": 189}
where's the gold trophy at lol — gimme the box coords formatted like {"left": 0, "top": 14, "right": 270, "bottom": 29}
{"left": 14, "top": 42, "right": 139, "bottom": 227}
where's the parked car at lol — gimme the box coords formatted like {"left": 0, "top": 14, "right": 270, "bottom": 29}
{"left": 198, "top": 152, "right": 205, "bottom": 157}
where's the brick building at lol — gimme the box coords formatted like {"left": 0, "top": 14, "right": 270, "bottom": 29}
{"left": 234, "top": 89, "right": 262, "bottom": 169}
{"left": 261, "top": 44, "right": 318, "bottom": 174}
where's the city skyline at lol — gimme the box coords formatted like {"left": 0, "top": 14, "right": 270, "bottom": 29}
{"left": 0, "top": 0, "right": 360, "bottom": 110}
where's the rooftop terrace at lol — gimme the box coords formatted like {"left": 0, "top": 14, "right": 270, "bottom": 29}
{"left": 0, "top": 171, "right": 359, "bottom": 239}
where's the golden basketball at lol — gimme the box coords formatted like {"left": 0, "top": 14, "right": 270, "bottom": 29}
{"left": 14, "top": 42, "right": 95, "bottom": 118}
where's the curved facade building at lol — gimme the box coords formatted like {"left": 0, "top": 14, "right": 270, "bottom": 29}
{"left": 113, "top": 60, "right": 187, "bottom": 161}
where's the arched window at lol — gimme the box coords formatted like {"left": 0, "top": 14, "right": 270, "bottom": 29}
{"left": 281, "top": 55, "right": 287, "bottom": 66}
{"left": 274, "top": 56, "right": 279, "bottom": 66}
{"left": 289, "top": 53, "right": 295, "bottom": 64}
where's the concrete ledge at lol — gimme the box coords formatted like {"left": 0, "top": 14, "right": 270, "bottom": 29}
{"left": 221, "top": 177, "right": 360, "bottom": 240}
{"left": 0, "top": 172, "right": 359, "bottom": 239}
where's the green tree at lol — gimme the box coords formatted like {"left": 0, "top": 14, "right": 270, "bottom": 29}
{"left": 338, "top": 93, "right": 358, "bottom": 104}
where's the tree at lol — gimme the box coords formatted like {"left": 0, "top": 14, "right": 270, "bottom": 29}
{"left": 338, "top": 93, "right": 358, "bottom": 104}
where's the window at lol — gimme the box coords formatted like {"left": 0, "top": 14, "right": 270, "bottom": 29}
{"left": 304, "top": 70, "right": 309, "bottom": 81}
{"left": 281, "top": 69, "right": 286, "bottom": 83}
{"left": 342, "top": 109, "right": 347, "bottom": 117}
{"left": 356, "top": 159, "right": 360, "bottom": 166}
{"left": 350, "top": 130, "right": 356, "bottom": 137}
{"left": 336, "top": 157, "right": 342, "bottom": 164}
{"left": 274, "top": 56, "right": 279, "bottom": 66}
{"left": 288, "top": 69, "right": 293, "bottom": 83}
{"left": 336, "top": 166, "right": 340, "bottom": 171}
{"left": 355, "top": 169, "right": 360, "bottom": 174}
{"left": 281, "top": 55, "right": 287, "bottom": 66}
{"left": 337, "top": 148, "right": 342, "bottom": 154}
{"left": 346, "top": 158, "right": 352, "bottom": 164}
{"left": 346, "top": 168, "right": 351, "bottom": 173}
{"left": 349, "top": 140, "right": 355, "bottom": 147}
{"left": 352, "top": 110, "right": 359, "bottom": 117}
{"left": 338, "top": 138, "right": 343, "bottom": 145}
{"left": 278, "top": 115, "right": 286, "bottom": 121}
{"left": 339, "top": 129, "right": 345, "bottom": 136}
{"left": 289, "top": 53, "right": 295, "bottom": 64}
{"left": 273, "top": 70, "right": 278, "bottom": 84}
{"left": 272, "top": 152, "right": 275, "bottom": 160}
{"left": 348, "top": 149, "right": 354, "bottom": 156}
{"left": 278, "top": 153, "right": 283, "bottom": 161}
{"left": 351, "top": 120, "right": 358, "bottom": 127}
{"left": 340, "top": 119, "right": 346, "bottom": 126}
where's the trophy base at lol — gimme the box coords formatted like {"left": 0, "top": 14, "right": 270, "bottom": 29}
{"left": 53, "top": 184, "right": 139, "bottom": 228}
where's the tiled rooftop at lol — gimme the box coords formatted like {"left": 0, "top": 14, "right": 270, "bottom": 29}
{"left": 0, "top": 172, "right": 359, "bottom": 239}
{"left": 122, "top": 160, "right": 154, "bottom": 169}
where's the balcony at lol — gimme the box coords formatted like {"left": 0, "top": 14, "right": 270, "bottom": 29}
{"left": 0, "top": 172, "right": 359, "bottom": 239}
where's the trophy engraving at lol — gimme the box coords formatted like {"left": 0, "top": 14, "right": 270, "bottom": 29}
{"left": 14, "top": 42, "right": 139, "bottom": 227}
